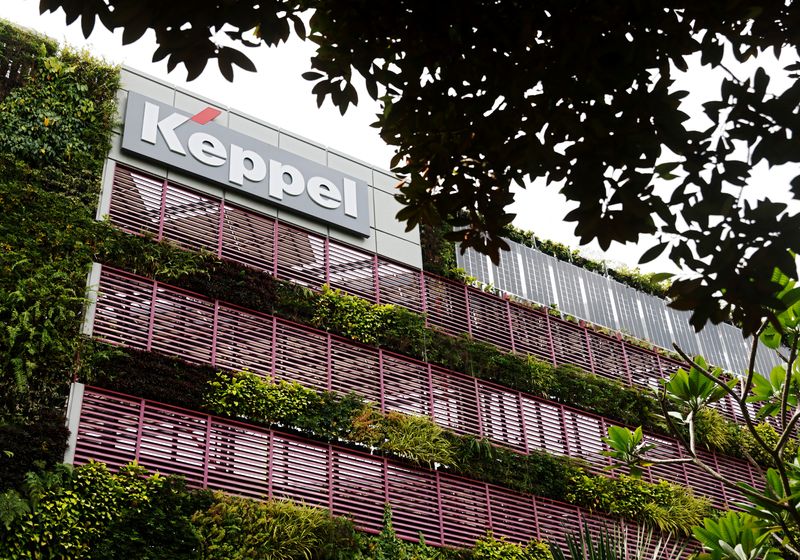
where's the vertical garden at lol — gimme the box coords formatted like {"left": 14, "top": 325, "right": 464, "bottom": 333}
{"left": 1, "top": 19, "right": 750, "bottom": 559}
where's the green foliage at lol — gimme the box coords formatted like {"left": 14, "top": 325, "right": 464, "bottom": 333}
{"left": 747, "top": 363, "right": 799, "bottom": 419}
{"left": 87, "top": 464, "right": 213, "bottom": 560}
{"left": 694, "top": 408, "right": 737, "bottom": 453}
{"left": 352, "top": 408, "right": 455, "bottom": 467}
{"left": 205, "top": 370, "right": 316, "bottom": 426}
{"left": 313, "top": 285, "right": 388, "bottom": 345}
{"left": 363, "top": 504, "right": 465, "bottom": 560}
{"left": 207, "top": 371, "right": 455, "bottom": 467}
{"left": 95, "top": 225, "right": 676, "bottom": 443}
{"left": 0, "top": 265, "right": 85, "bottom": 413}
{"left": 420, "top": 222, "right": 458, "bottom": 279}
{"left": 737, "top": 422, "right": 799, "bottom": 468}
{"left": 202, "top": 369, "right": 706, "bottom": 528}
{"left": 192, "top": 493, "right": 360, "bottom": 560}
{"left": 313, "top": 285, "right": 426, "bottom": 348}
{"left": 693, "top": 511, "right": 781, "bottom": 560}
{"left": 87, "top": 344, "right": 216, "bottom": 410}
{"left": 0, "top": 20, "right": 58, "bottom": 101}
{"left": 95, "top": 230, "right": 207, "bottom": 282}
{"left": 549, "top": 365, "right": 659, "bottom": 431}
{"left": 759, "top": 268, "right": 800, "bottom": 351}
{"left": 470, "top": 533, "right": 553, "bottom": 560}
{"left": 0, "top": 412, "right": 70, "bottom": 490}
{"left": 0, "top": 461, "right": 208, "bottom": 559}
{"left": 0, "top": 46, "right": 118, "bottom": 195}
{"left": 549, "top": 524, "right": 623, "bottom": 560}
{"left": 567, "top": 474, "right": 711, "bottom": 535}
{"left": 0, "top": 31, "right": 118, "bottom": 421}
{"left": 0, "top": 488, "right": 30, "bottom": 530}
{"left": 737, "top": 463, "right": 800, "bottom": 541}
{"left": 549, "top": 523, "right": 687, "bottom": 560}
{"left": 663, "top": 357, "right": 735, "bottom": 419}
{"left": 448, "top": 434, "right": 582, "bottom": 500}
{"left": 601, "top": 426, "right": 655, "bottom": 478}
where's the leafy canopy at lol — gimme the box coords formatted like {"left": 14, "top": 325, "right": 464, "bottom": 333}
{"left": 38, "top": 1, "right": 800, "bottom": 332}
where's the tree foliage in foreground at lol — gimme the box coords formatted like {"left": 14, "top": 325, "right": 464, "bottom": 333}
{"left": 38, "top": 0, "right": 800, "bottom": 332}
{"left": 604, "top": 271, "right": 800, "bottom": 558}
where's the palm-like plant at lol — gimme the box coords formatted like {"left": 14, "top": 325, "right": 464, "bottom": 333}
{"left": 549, "top": 522, "right": 688, "bottom": 560}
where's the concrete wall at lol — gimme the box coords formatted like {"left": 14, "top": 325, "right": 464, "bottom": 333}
{"left": 99, "top": 67, "right": 422, "bottom": 269}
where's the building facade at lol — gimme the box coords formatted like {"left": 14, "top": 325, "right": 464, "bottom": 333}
{"left": 60, "top": 67, "right": 754, "bottom": 554}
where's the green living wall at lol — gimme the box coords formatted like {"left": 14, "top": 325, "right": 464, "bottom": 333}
{"left": 0, "top": 20, "right": 118, "bottom": 487}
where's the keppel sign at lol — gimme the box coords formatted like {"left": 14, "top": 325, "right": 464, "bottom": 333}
{"left": 121, "top": 92, "right": 371, "bottom": 237}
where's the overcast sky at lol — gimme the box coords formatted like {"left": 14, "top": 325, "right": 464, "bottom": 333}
{"left": 2, "top": 2, "right": 798, "bottom": 276}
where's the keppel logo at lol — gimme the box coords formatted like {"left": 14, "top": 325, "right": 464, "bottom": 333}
{"left": 122, "top": 92, "right": 371, "bottom": 237}
{"left": 191, "top": 107, "right": 222, "bottom": 125}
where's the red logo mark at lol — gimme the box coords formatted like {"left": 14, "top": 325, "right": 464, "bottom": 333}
{"left": 191, "top": 107, "right": 222, "bottom": 125}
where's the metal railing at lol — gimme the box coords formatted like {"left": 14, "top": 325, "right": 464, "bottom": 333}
{"left": 109, "top": 165, "right": 696, "bottom": 397}
{"left": 88, "top": 266, "right": 760, "bottom": 509}
{"left": 72, "top": 386, "right": 692, "bottom": 553}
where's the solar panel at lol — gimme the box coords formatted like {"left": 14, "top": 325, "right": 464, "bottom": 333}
{"left": 456, "top": 240, "right": 771, "bottom": 375}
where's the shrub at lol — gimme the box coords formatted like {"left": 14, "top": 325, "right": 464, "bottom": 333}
{"left": 192, "top": 493, "right": 360, "bottom": 560}
{"left": 549, "top": 365, "right": 659, "bottom": 430}
{"left": 737, "top": 421, "right": 799, "bottom": 467}
{"left": 0, "top": 461, "right": 208, "bottom": 559}
{"left": 0, "top": 47, "right": 118, "bottom": 202}
{"left": 365, "top": 504, "right": 466, "bottom": 560}
{"left": 91, "top": 346, "right": 216, "bottom": 411}
{"left": 205, "top": 371, "right": 317, "bottom": 427}
{"left": 0, "top": 35, "right": 118, "bottom": 423}
{"left": 566, "top": 474, "right": 711, "bottom": 534}
{"left": 0, "top": 411, "right": 69, "bottom": 491}
{"left": 448, "top": 435, "right": 582, "bottom": 499}
{"left": 313, "top": 285, "right": 399, "bottom": 346}
{"left": 694, "top": 407, "right": 737, "bottom": 452}
{"left": 377, "top": 411, "right": 455, "bottom": 467}
{"left": 471, "top": 533, "right": 553, "bottom": 560}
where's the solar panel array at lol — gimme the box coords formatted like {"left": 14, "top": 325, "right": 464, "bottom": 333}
{"left": 457, "top": 240, "right": 779, "bottom": 376}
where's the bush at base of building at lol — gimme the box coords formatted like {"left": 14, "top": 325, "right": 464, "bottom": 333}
{"left": 470, "top": 534, "right": 553, "bottom": 560}
{"left": 191, "top": 493, "right": 361, "bottom": 560}
{"left": 0, "top": 462, "right": 211, "bottom": 560}
{"left": 0, "top": 461, "right": 562, "bottom": 560}
{"left": 0, "top": 411, "right": 69, "bottom": 491}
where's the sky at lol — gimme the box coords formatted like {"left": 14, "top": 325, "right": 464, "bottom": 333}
{"left": 2, "top": 2, "right": 797, "bottom": 275}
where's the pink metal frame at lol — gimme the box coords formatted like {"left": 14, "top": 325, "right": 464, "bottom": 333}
{"left": 108, "top": 165, "right": 711, "bottom": 402}
{"left": 73, "top": 386, "right": 693, "bottom": 554}
{"left": 91, "top": 267, "right": 760, "bottom": 509}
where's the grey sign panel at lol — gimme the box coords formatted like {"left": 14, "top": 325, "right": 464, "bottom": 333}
{"left": 122, "top": 92, "right": 371, "bottom": 237}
